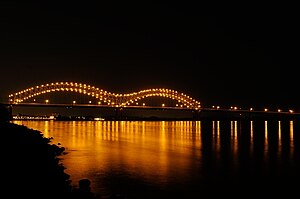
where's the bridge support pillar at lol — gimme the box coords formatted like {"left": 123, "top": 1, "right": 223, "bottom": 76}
{"left": 114, "top": 107, "right": 124, "bottom": 120}
{"left": 192, "top": 110, "right": 201, "bottom": 120}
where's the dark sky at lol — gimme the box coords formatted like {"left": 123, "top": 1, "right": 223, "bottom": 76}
{"left": 0, "top": 1, "right": 299, "bottom": 110}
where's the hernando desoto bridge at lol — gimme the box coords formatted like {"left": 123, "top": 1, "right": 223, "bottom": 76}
{"left": 3, "top": 81, "right": 300, "bottom": 120}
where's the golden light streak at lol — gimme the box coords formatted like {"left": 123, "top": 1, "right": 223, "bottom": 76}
{"left": 290, "top": 120, "right": 294, "bottom": 158}
{"left": 278, "top": 121, "right": 282, "bottom": 156}
{"left": 264, "top": 121, "right": 268, "bottom": 159}
{"left": 250, "top": 121, "right": 254, "bottom": 156}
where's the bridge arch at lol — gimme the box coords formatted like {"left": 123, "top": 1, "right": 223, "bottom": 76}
{"left": 8, "top": 82, "right": 201, "bottom": 109}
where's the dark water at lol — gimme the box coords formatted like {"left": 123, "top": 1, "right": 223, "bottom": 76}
{"left": 14, "top": 120, "right": 300, "bottom": 198}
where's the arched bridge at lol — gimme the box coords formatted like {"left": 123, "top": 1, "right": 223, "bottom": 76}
{"left": 8, "top": 82, "right": 201, "bottom": 110}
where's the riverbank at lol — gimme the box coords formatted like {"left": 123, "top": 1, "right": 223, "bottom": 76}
{"left": 0, "top": 121, "right": 73, "bottom": 198}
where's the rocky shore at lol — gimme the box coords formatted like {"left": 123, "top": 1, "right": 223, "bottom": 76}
{"left": 0, "top": 121, "right": 73, "bottom": 198}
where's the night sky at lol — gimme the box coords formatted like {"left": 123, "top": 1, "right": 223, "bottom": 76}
{"left": 1, "top": 1, "right": 299, "bottom": 110}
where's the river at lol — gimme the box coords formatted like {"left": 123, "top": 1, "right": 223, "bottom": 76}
{"left": 13, "top": 120, "right": 300, "bottom": 198}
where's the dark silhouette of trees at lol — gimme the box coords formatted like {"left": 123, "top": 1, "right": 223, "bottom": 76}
{"left": 0, "top": 104, "right": 11, "bottom": 122}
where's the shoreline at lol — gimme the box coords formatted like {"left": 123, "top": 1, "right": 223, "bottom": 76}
{"left": 0, "top": 121, "right": 73, "bottom": 198}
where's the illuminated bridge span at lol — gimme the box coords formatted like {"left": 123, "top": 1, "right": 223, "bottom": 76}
{"left": 8, "top": 82, "right": 201, "bottom": 109}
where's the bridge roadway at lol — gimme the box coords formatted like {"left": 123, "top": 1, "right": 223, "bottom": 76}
{"left": 5, "top": 102, "right": 300, "bottom": 119}
{"left": 7, "top": 102, "right": 193, "bottom": 110}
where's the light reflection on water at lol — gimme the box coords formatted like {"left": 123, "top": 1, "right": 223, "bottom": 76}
{"left": 13, "top": 120, "right": 300, "bottom": 198}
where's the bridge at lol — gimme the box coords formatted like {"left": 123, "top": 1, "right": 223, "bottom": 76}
{"left": 3, "top": 81, "right": 300, "bottom": 120}
{"left": 8, "top": 81, "right": 201, "bottom": 109}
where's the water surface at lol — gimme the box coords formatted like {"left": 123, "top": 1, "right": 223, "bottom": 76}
{"left": 14, "top": 120, "right": 300, "bottom": 198}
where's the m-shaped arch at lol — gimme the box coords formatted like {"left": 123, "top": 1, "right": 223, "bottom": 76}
{"left": 8, "top": 82, "right": 201, "bottom": 109}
